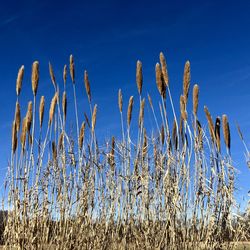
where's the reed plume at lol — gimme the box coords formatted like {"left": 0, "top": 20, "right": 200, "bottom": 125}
{"left": 63, "top": 65, "right": 67, "bottom": 87}
{"left": 180, "top": 95, "right": 187, "bottom": 121}
{"left": 91, "top": 104, "right": 97, "bottom": 134}
{"left": 49, "top": 92, "right": 58, "bottom": 126}
{"left": 222, "top": 114, "right": 230, "bottom": 150}
{"left": 70, "top": 55, "right": 75, "bottom": 84}
{"left": 183, "top": 61, "right": 190, "bottom": 104}
{"left": 79, "top": 122, "right": 86, "bottom": 150}
{"left": 118, "top": 89, "right": 123, "bottom": 113}
{"left": 108, "top": 136, "right": 115, "bottom": 171}
{"left": 11, "top": 121, "right": 17, "bottom": 154}
{"left": 215, "top": 117, "right": 221, "bottom": 152}
{"left": 127, "top": 96, "right": 134, "bottom": 127}
{"left": 20, "top": 117, "right": 27, "bottom": 152}
{"left": 161, "top": 125, "right": 165, "bottom": 145}
{"left": 139, "top": 98, "right": 145, "bottom": 127}
{"left": 84, "top": 70, "right": 91, "bottom": 102}
{"left": 155, "top": 63, "right": 166, "bottom": 98}
{"left": 31, "top": 61, "right": 39, "bottom": 96}
{"left": 142, "top": 128, "right": 147, "bottom": 159}
{"left": 49, "top": 62, "right": 56, "bottom": 89}
{"left": 16, "top": 65, "right": 24, "bottom": 96}
{"left": 159, "top": 52, "right": 169, "bottom": 86}
{"left": 39, "top": 96, "right": 45, "bottom": 128}
{"left": 136, "top": 60, "right": 143, "bottom": 95}
{"left": 204, "top": 106, "right": 215, "bottom": 142}
{"left": 26, "top": 101, "right": 33, "bottom": 135}
{"left": 52, "top": 141, "right": 57, "bottom": 161}
{"left": 62, "top": 91, "right": 67, "bottom": 121}
{"left": 15, "top": 101, "right": 21, "bottom": 132}
{"left": 193, "top": 84, "right": 199, "bottom": 116}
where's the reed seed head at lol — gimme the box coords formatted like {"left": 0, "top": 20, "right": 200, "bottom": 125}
{"left": 49, "top": 92, "right": 58, "bottom": 126}
{"left": 204, "top": 106, "right": 215, "bottom": 142}
{"left": 12, "top": 121, "right": 17, "bottom": 154}
{"left": 183, "top": 61, "right": 190, "bottom": 103}
{"left": 193, "top": 84, "right": 199, "bottom": 116}
{"left": 63, "top": 65, "right": 67, "bottom": 87}
{"left": 39, "top": 96, "right": 45, "bottom": 128}
{"left": 155, "top": 63, "right": 166, "bottom": 99}
{"left": 180, "top": 95, "right": 187, "bottom": 121}
{"left": 49, "top": 62, "right": 56, "bottom": 89}
{"left": 15, "top": 101, "right": 21, "bottom": 133}
{"left": 62, "top": 91, "right": 67, "bottom": 121}
{"left": 52, "top": 141, "right": 57, "bottom": 161}
{"left": 91, "top": 104, "right": 97, "bottom": 134}
{"left": 139, "top": 98, "right": 145, "bottom": 127}
{"left": 26, "top": 101, "right": 33, "bottom": 135}
{"left": 20, "top": 117, "right": 27, "bottom": 152}
{"left": 215, "top": 117, "right": 221, "bottom": 152}
{"left": 31, "top": 61, "right": 39, "bottom": 96}
{"left": 222, "top": 114, "right": 230, "bottom": 150}
{"left": 136, "top": 60, "right": 143, "bottom": 95}
{"left": 69, "top": 54, "right": 75, "bottom": 84}
{"left": 127, "top": 96, "right": 134, "bottom": 127}
{"left": 118, "top": 89, "right": 123, "bottom": 113}
{"left": 84, "top": 70, "right": 91, "bottom": 102}
{"left": 16, "top": 65, "right": 24, "bottom": 96}
{"left": 159, "top": 52, "right": 169, "bottom": 86}
{"left": 79, "top": 122, "right": 86, "bottom": 150}
{"left": 161, "top": 125, "right": 165, "bottom": 145}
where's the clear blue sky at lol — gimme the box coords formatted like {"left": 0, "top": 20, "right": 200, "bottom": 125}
{"left": 0, "top": 0, "right": 249, "bottom": 207}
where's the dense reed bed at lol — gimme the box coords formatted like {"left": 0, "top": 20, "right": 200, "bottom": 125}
{"left": 3, "top": 53, "right": 249, "bottom": 249}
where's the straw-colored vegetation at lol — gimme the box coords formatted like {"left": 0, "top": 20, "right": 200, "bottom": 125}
{"left": 2, "top": 52, "right": 249, "bottom": 249}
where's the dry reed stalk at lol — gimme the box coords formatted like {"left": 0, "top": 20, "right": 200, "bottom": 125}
{"left": 49, "top": 92, "right": 58, "bottom": 126}
{"left": 39, "top": 96, "right": 45, "bottom": 128}
{"left": 16, "top": 65, "right": 24, "bottom": 96}
{"left": 127, "top": 96, "right": 134, "bottom": 127}
{"left": 136, "top": 60, "right": 143, "bottom": 95}
{"left": 236, "top": 122, "right": 244, "bottom": 141}
{"left": 52, "top": 141, "right": 57, "bottom": 161}
{"left": 91, "top": 104, "right": 97, "bottom": 134}
{"left": 31, "top": 61, "right": 39, "bottom": 96}
{"left": 84, "top": 70, "right": 91, "bottom": 102}
{"left": 193, "top": 84, "right": 199, "bottom": 116}
{"left": 62, "top": 91, "right": 67, "bottom": 121}
{"left": 159, "top": 52, "right": 169, "bottom": 86}
{"left": 139, "top": 98, "right": 145, "bottom": 127}
{"left": 180, "top": 95, "right": 187, "bottom": 121}
{"left": 118, "top": 89, "right": 123, "bottom": 113}
{"left": 204, "top": 106, "right": 215, "bottom": 142}
{"left": 197, "top": 120, "right": 203, "bottom": 149}
{"left": 183, "top": 61, "right": 190, "bottom": 104}
{"left": 79, "top": 122, "right": 86, "bottom": 150}
{"left": 20, "top": 117, "right": 27, "bottom": 151}
{"left": 12, "top": 121, "right": 17, "bottom": 154}
{"left": 142, "top": 128, "right": 147, "bottom": 159}
{"left": 15, "top": 101, "right": 21, "bottom": 132}
{"left": 26, "top": 101, "right": 33, "bottom": 135}
{"left": 63, "top": 65, "right": 67, "bottom": 86}
{"left": 155, "top": 63, "right": 166, "bottom": 98}
{"left": 108, "top": 136, "right": 115, "bottom": 171}
{"left": 222, "top": 114, "right": 230, "bottom": 150}
{"left": 172, "top": 120, "right": 177, "bottom": 150}
{"left": 49, "top": 62, "right": 56, "bottom": 89}
{"left": 215, "top": 117, "right": 221, "bottom": 152}
{"left": 70, "top": 55, "right": 75, "bottom": 84}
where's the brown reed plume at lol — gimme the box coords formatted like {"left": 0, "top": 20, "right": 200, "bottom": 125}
{"left": 215, "top": 117, "right": 221, "bottom": 152}
{"left": 26, "top": 101, "right": 33, "bottom": 136}
{"left": 49, "top": 92, "right": 58, "bottom": 126}
{"left": 70, "top": 55, "right": 75, "bottom": 84}
{"left": 127, "top": 96, "right": 134, "bottom": 127}
{"left": 31, "top": 61, "right": 39, "bottom": 96}
{"left": 52, "top": 141, "right": 57, "bottom": 161}
{"left": 139, "top": 98, "right": 145, "bottom": 127}
{"left": 172, "top": 120, "right": 178, "bottom": 150}
{"left": 142, "top": 128, "right": 147, "bottom": 159}
{"left": 79, "top": 122, "right": 86, "bottom": 150}
{"left": 62, "top": 91, "right": 67, "bottom": 121}
{"left": 180, "top": 95, "right": 187, "bottom": 121}
{"left": 49, "top": 62, "right": 56, "bottom": 89}
{"left": 155, "top": 63, "right": 166, "bottom": 98}
{"left": 108, "top": 136, "right": 115, "bottom": 171}
{"left": 15, "top": 102, "right": 21, "bottom": 132}
{"left": 161, "top": 125, "right": 165, "bottom": 145}
{"left": 39, "top": 96, "right": 45, "bottom": 128}
{"left": 58, "top": 132, "right": 64, "bottom": 151}
{"left": 222, "top": 114, "right": 231, "bottom": 151}
{"left": 159, "top": 52, "right": 169, "bottom": 86}
{"left": 20, "top": 117, "right": 27, "bottom": 152}
{"left": 63, "top": 65, "right": 67, "bottom": 87}
{"left": 11, "top": 121, "right": 17, "bottom": 154}
{"left": 204, "top": 106, "right": 215, "bottom": 142}
{"left": 136, "top": 60, "right": 143, "bottom": 95}
{"left": 193, "top": 84, "right": 199, "bottom": 116}
{"left": 183, "top": 61, "right": 190, "bottom": 103}
{"left": 118, "top": 89, "right": 123, "bottom": 113}
{"left": 91, "top": 104, "right": 97, "bottom": 134}
{"left": 84, "top": 70, "right": 91, "bottom": 102}
{"left": 16, "top": 65, "right": 24, "bottom": 96}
